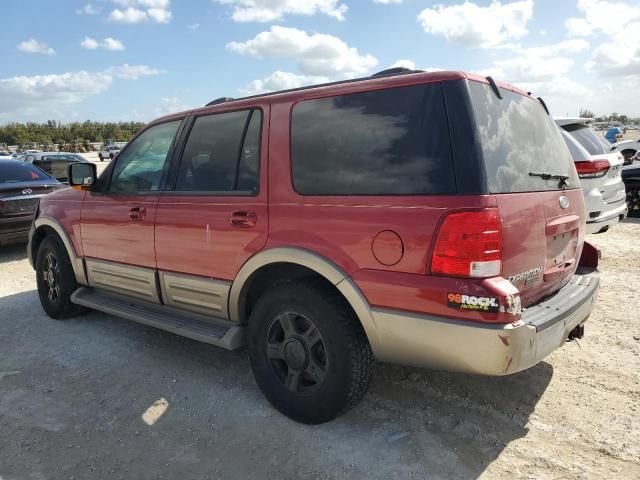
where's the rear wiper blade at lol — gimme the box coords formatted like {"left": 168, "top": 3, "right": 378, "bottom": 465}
{"left": 529, "top": 172, "right": 570, "bottom": 188}
{"left": 610, "top": 145, "right": 617, "bottom": 151}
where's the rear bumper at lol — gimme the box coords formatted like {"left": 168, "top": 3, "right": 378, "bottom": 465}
{"left": 370, "top": 267, "right": 599, "bottom": 375}
{"left": 0, "top": 216, "right": 31, "bottom": 245}
{"left": 586, "top": 198, "right": 627, "bottom": 233}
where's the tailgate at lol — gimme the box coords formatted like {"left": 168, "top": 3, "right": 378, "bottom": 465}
{"left": 495, "top": 188, "right": 585, "bottom": 306}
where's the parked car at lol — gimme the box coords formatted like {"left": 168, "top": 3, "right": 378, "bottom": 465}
{"left": 604, "top": 127, "right": 623, "bottom": 144}
{"left": 622, "top": 163, "right": 640, "bottom": 217}
{"left": 0, "top": 160, "right": 64, "bottom": 245}
{"left": 555, "top": 118, "right": 627, "bottom": 233}
{"left": 28, "top": 70, "right": 600, "bottom": 424}
{"left": 20, "top": 152, "right": 85, "bottom": 183}
{"left": 98, "top": 145, "right": 121, "bottom": 161}
{"left": 614, "top": 137, "right": 640, "bottom": 165}
{"left": 0, "top": 151, "right": 13, "bottom": 160}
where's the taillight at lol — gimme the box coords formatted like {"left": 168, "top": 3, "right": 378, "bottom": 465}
{"left": 574, "top": 160, "right": 609, "bottom": 178}
{"left": 430, "top": 209, "right": 502, "bottom": 278}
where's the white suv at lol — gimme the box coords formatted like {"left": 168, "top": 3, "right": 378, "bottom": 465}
{"left": 556, "top": 118, "right": 627, "bottom": 233}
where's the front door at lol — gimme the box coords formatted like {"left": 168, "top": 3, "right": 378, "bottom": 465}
{"left": 81, "top": 119, "right": 183, "bottom": 301}
{"left": 154, "top": 106, "right": 269, "bottom": 318}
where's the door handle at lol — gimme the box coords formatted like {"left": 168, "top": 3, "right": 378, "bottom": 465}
{"left": 129, "top": 207, "right": 146, "bottom": 221}
{"left": 230, "top": 210, "right": 257, "bottom": 228}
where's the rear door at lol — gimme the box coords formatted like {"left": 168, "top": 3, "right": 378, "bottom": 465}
{"left": 467, "top": 81, "right": 584, "bottom": 306}
{"left": 154, "top": 106, "right": 268, "bottom": 318}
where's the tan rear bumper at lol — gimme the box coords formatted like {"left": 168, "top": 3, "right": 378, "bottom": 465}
{"left": 370, "top": 268, "right": 599, "bottom": 375}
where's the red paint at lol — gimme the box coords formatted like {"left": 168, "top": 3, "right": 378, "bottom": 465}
{"left": 35, "top": 70, "right": 588, "bottom": 326}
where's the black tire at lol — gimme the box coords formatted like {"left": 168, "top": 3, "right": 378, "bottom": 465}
{"left": 621, "top": 149, "right": 636, "bottom": 165}
{"left": 98, "top": 154, "right": 103, "bottom": 162}
{"left": 35, "top": 235, "right": 85, "bottom": 319}
{"left": 627, "top": 183, "right": 640, "bottom": 217}
{"left": 247, "top": 279, "right": 373, "bottom": 424}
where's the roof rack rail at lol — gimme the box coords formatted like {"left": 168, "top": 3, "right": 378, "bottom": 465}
{"left": 206, "top": 97, "right": 234, "bottom": 106}
{"left": 370, "top": 67, "right": 420, "bottom": 78}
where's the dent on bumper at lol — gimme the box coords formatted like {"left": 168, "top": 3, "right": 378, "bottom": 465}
{"left": 370, "top": 268, "right": 599, "bottom": 376}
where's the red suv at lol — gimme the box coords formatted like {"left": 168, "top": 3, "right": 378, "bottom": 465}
{"left": 28, "top": 70, "right": 600, "bottom": 424}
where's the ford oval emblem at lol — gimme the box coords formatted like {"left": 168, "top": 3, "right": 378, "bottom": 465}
{"left": 559, "top": 195, "right": 570, "bottom": 209}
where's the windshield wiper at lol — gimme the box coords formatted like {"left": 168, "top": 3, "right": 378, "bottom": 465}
{"left": 529, "top": 172, "right": 570, "bottom": 188}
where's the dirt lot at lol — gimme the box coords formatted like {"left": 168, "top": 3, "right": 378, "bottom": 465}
{"left": 0, "top": 221, "right": 639, "bottom": 480}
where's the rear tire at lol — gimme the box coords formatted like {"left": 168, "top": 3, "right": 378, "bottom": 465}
{"left": 98, "top": 154, "right": 103, "bottom": 162}
{"left": 247, "top": 279, "right": 373, "bottom": 424}
{"left": 35, "top": 236, "right": 85, "bottom": 319}
{"left": 627, "top": 183, "right": 640, "bottom": 217}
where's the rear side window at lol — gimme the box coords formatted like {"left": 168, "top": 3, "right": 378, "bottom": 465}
{"left": 0, "top": 162, "right": 50, "bottom": 183}
{"left": 175, "top": 108, "right": 261, "bottom": 193}
{"left": 560, "top": 130, "right": 590, "bottom": 162}
{"left": 563, "top": 124, "right": 610, "bottom": 155}
{"left": 291, "top": 83, "right": 455, "bottom": 195}
{"left": 468, "top": 81, "right": 579, "bottom": 193}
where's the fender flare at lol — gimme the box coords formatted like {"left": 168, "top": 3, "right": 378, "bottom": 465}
{"left": 31, "top": 217, "right": 88, "bottom": 286}
{"left": 228, "top": 247, "right": 383, "bottom": 354}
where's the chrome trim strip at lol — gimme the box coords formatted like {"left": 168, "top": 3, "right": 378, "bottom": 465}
{"left": 85, "top": 258, "right": 160, "bottom": 303}
{"left": 159, "top": 271, "right": 231, "bottom": 319}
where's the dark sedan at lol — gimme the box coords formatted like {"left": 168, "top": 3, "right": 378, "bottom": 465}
{"left": 19, "top": 152, "right": 85, "bottom": 183}
{"left": 622, "top": 162, "right": 640, "bottom": 217}
{"left": 0, "top": 160, "right": 64, "bottom": 245}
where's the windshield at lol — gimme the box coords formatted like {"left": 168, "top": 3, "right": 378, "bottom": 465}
{"left": 468, "top": 81, "right": 580, "bottom": 193}
{"left": 0, "top": 162, "right": 53, "bottom": 183}
{"left": 563, "top": 124, "right": 611, "bottom": 155}
{"left": 40, "top": 155, "right": 83, "bottom": 161}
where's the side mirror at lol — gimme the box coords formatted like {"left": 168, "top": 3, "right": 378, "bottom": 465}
{"left": 68, "top": 162, "right": 97, "bottom": 189}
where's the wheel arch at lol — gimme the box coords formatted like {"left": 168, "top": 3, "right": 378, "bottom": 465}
{"left": 229, "top": 247, "right": 383, "bottom": 354}
{"left": 30, "top": 217, "right": 88, "bottom": 285}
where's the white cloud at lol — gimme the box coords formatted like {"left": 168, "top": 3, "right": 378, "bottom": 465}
{"left": 188, "top": 23, "right": 200, "bottom": 29}
{"left": 81, "top": 37, "right": 125, "bottom": 51}
{"left": 227, "top": 26, "right": 378, "bottom": 77}
{"left": 105, "top": 64, "right": 166, "bottom": 80}
{"left": 17, "top": 38, "right": 55, "bottom": 56}
{"left": 215, "top": 0, "right": 347, "bottom": 22}
{"left": 155, "top": 97, "right": 192, "bottom": 115}
{"left": 109, "top": 7, "right": 148, "bottom": 22}
{"left": 374, "top": 0, "right": 402, "bottom": 3}
{"left": 566, "top": 0, "right": 640, "bottom": 37}
{"left": 417, "top": 0, "right": 534, "bottom": 49}
{"left": 240, "top": 71, "right": 329, "bottom": 95}
{"left": 0, "top": 71, "right": 112, "bottom": 122}
{"left": 109, "top": 0, "right": 172, "bottom": 23}
{"left": 388, "top": 59, "right": 416, "bottom": 70}
{"left": 76, "top": 4, "right": 101, "bottom": 15}
{"left": 587, "top": 22, "right": 640, "bottom": 76}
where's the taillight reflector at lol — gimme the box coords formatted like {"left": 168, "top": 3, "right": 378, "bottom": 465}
{"left": 430, "top": 209, "right": 502, "bottom": 278}
{"left": 574, "top": 160, "right": 609, "bottom": 178}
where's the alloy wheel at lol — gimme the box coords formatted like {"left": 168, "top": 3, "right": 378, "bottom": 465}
{"left": 42, "top": 252, "right": 61, "bottom": 304}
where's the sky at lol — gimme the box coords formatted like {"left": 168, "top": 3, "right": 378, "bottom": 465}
{"left": 1, "top": 0, "right": 639, "bottom": 124}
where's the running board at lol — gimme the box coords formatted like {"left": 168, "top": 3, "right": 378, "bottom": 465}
{"left": 71, "top": 287, "right": 245, "bottom": 350}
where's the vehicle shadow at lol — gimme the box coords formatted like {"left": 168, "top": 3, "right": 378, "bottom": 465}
{"left": 0, "top": 242, "right": 28, "bottom": 264}
{"left": 622, "top": 216, "right": 640, "bottom": 224}
{"left": 0, "top": 289, "right": 553, "bottom": 480}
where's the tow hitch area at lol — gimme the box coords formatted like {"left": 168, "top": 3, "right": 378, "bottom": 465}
{"left": 567, "top": 324, "right": 585, "bottom": 341}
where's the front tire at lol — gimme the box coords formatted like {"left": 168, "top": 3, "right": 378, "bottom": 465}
{"left": 247, "top": 279, "right": 373, "bottom": 424}
{"left": 35, "top": 236, "right": 85, "bottom": 319}
{"left": 99, "top": 154, "right": 103, "bottom": 162}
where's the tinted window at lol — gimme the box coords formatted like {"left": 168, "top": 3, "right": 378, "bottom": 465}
{"left": 109, "top": 120, "right": 180, "bottom": 193}
{"left": 0, "top": 162, "right": 52, "bottom": 183}
{"left": 175, "top": 109, "right": 261, "bottom": 193}
{"left": 291, "top": 84, "right": 455, "bottom": 195}
{"left": 560, "top": 130, "right": 590, "bottom": 162}
{"left": 564, "top": 124, "right": 610, "bottom": 155}
{"left": 469, "top": 81, "right": 579, "bottom": 193}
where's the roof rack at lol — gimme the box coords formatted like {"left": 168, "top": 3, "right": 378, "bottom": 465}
{"left": 202, "top": 68, "right": 425, "bottom": 108}
{"left": 205, "top": 97, "right": 235, "bottom": 106}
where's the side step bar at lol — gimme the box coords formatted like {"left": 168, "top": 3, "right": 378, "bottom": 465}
{"left": 71, "top": 287, "right": 245, "bottom": 350}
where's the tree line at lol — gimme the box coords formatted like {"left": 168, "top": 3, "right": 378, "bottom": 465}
{"left": 0, "top": 120, "right": 146, "bottom": 146}
{"left": 579, "top": 109, "right": 639, "bottom": 124}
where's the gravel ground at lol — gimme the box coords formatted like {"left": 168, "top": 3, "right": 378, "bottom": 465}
{"left": 0, "top": 220, "right": 639, "bottom": 480}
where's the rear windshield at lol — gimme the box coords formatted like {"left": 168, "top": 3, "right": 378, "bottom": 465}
{"left": 469, "top": 81, "right": 579, "bottom": 193}
{"left": 563, "top": 124, "right": 611, "bottom": 155}
{"left": 291, "top": 83, "right": 455, "bottom": 195}
{"left": 560, "top": 130, "right": 590, "bottom": 162}
{"left": 0, "top": 162, "right": 51, "bottom": 183}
